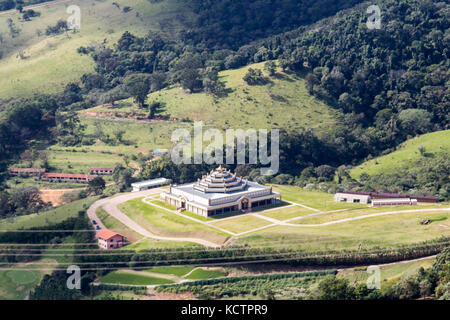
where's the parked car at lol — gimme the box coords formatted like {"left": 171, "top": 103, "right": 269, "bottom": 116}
{"left": 92, "top": 220, "right": 97, "bottom": 225}
{"left": 96, "top": 225, "right": 101, "bottom": 230}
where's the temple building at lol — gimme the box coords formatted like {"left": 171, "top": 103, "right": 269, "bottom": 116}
{"left": 161, "top": 166, "right": 281, "bottom": 217}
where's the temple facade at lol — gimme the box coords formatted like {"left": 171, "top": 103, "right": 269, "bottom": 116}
{"left": 161, "top": 166, "right": 281, "bottom": 217}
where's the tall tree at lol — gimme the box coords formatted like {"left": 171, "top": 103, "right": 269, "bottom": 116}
{"left": 124, "top": 74, "right": 151, "bottom": 108}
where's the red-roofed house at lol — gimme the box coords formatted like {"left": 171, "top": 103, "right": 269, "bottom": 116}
{"left": 96, "top": 229, "right": 125, "bottom": 250}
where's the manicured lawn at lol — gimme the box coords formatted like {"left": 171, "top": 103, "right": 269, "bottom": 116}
{"left": 98, "top": 270, "right": 174, "bottom": 285}
{"left": 351, "top": 130, "right": 450, "bottom": 179}
{"left": 290, "top": 204, "right": 448, "bottom": 225}
{"left": 0, "top": 259, "right": 58, "bottom": 300}
{"left": 185, "top": 268, "right": 227, "bottom": 280}
{"left": 210, "top": 215, "right": 272, "bottom": 234}
{"left": 119, "top": 198, "right": 230, "bottom": 244}
{"left": 259, "top": 205, "right": 316, "bottom": 220}
{"left": 271, "top": 184, "right": 368, "bottom": 211}
{"left": 146, "top": 266, "right": 196, "bottom": 277}
{"left": 151, "top": 200, "right": 177, "bottom": 211}
{"left": 46, "top": 149, "right": 123, "bottom": 174}
{"left": 237, "top": 210, "right": 450, "bottom": 251}
{"left": 338, "top": 257, "right": 435, "bottom": 289}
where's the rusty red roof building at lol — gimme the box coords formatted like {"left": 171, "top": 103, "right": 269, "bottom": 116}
{"left": 343, "top": 190, "right": 438, "bottom": 202}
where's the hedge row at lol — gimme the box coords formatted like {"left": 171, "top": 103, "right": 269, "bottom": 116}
{"left": 158, "top": 269, "right": 337, "bottom": 289}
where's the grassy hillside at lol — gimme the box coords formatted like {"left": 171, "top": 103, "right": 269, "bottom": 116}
{"left": 0, "top": 196, "right": 97, "bottom": 230}
{"left": 4, "top": 62, "right": 343, "bottom": 183}
{"left": 80, "top": 62, "right": 343, "bottom": 143}
{"left": 0, "top": 0, "right": 188, "bottom": 99}
{"left": 147, "top": 62, "right": 341, "bottom": 134}
{"left": 350, "top": 130, "right": 450, "bottom": 180}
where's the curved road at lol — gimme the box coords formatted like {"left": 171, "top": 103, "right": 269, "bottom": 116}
{"left": 87, "top": 188, "right": 221, "bottom": 248}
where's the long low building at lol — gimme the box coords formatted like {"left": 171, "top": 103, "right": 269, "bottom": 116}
{"left": 335, "top": 190, "right": 438, "bottom": 204}
{"left": 161, "top": 166, "right": 281, "bottom": 217}
{"left": 9, "top": 168, "right": 46, "bottom": 177}
{"left": 37, "top": 173, "right": 97, "bottom": 184}
{"left": 131, "top": 178, "right": 171, "bottom": 192}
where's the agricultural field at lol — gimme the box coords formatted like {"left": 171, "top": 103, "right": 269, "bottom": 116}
{"left": 97, "top": 267, "right": 226, "bottom": 285}
{"left": 115, "top": 188, "right": 450, "bottom": 252}
{"left": 350, "top": 130, "right": 450, "bottom": 180}
{"left": 98, "top": 270, "right": 175, "bottom": 286}
{"left": 0, "top": 0, "right": 189, "bottom": 99}
{"left": 156, "top": 270, "right": 336, "bottom": 300}
{"left": 4, "top": 60, "right": 344, "bottom": 190}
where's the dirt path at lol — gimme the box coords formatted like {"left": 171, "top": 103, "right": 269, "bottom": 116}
{"left": 87, "top": 189, "right": 221, "bottom": 247}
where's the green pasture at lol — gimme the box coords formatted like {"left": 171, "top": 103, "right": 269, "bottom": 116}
{"left": 119, "top": 198, "right": 230, "bottom": 245}
{"left": 0, "top": 196, "right": 98, "bottom": 230}
{"left": 350, "top": 130, "right": 450, "bottom": 179}
{"left": 271, "top": 184, "right": 368, "bottom": 211}
{"left": 0, "top": 0, "right": 188, "bottom": 99}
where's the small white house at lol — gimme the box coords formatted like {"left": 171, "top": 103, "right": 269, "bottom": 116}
{"left": 131, "top": 178, "right": 171, "bottom": 192}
